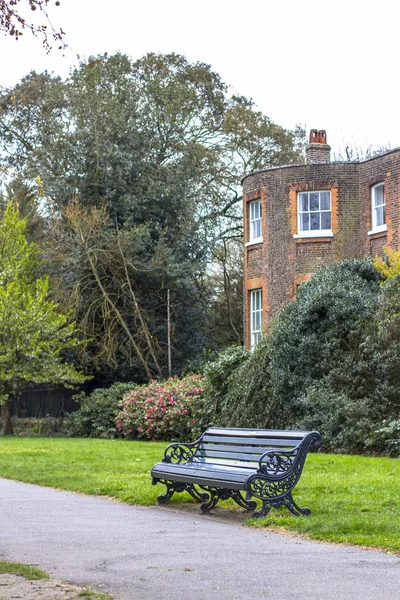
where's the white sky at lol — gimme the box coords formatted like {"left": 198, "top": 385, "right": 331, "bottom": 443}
{"left": 1, "top": 0, "right": 399, "bottom": 157}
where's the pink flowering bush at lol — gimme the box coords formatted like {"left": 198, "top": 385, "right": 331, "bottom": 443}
{"left": 115, "top": 375, "right": 207, "bottom": 441}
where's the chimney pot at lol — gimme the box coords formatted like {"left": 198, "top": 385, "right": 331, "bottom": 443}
{"left": 306, "top": 128, "right": 331, "bottom": 164}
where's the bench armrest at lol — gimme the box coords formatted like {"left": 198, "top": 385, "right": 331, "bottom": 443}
{"left": 258, "top": 448, "right": 298, "bottom": 477}
{"left": 258, "top": 431, "right": 322, "bottom": 478}
{"left": 162, "top": 442, "right": 198, "bottom": 464}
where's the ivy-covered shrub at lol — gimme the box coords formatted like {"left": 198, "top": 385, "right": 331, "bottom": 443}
{"left": 64, "top": 382, "right": 136, "bottom": 438}
{"left": 266, "top": 260, "right": 400, "bottom": 453}
{"left": 295, "top": 381, "right": 381, "bottom": 453}
{"left": 197, "top": 345, "right": 250, "bottom": 430}
{"left": 217, "top": 338, "right": 284, "bottom": 428}
{"left": 116, "top": 375, "right": 207, "bottom": 441}
{"left": 187, "top": 260, "right": 400, "bottom": 455}
{"left": 269, "top": 259, "right": 381, "bottom": 418}
{"left": 366, "top": 419, "right": 400, "bottom": 457}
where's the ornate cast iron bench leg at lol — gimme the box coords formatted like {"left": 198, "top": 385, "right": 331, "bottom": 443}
{"left": 199, "top": 487, "right": 257, "bottom": 513}
{"left": 283, "top": 493, "right": 311, "bottom": 517}
{"left": 246, "top": 474, "right": 312, "bottom": 518}
{"left": 153, "top": 479, "right": 208, "bottom": 505}
{"left": 251, "top": 494, "right": 311, "bottom": 518}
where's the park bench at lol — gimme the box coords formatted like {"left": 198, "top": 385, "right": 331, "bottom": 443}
{"left": 151, "top": 427, "right": 321, "bottom": 517}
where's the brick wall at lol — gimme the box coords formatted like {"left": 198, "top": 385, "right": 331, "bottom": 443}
{"left": 359, "top": 149, "right": 400, "bottom": 257}
{"left": 242, "top": 149, "right": 400, "bottom": 348}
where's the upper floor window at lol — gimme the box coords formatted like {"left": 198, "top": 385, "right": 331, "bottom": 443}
{"left": 371, "top": 183, "right": 386, "bottom": 233}
{"left": 250, "top": 288, "right": 263, "bottom": 349}
{"left": 249, "top": 199, "right": 262, "bottom": 243}
{"left": 297, "top": 191, "right": 332, "bottom": 237}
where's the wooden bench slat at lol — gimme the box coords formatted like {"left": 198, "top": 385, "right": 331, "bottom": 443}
{"left": 195, "top": 449, "right": 265, "bottom": 462}
{"left": 198, "top": 440, "right": 296, "bottom": 453}
{"left": 154, "top": 460, "right": 253, "bottom": 476}
{"left": 193, "top": 457, "right": 259, "bottom": 469}
{"left": 153, "top": 469, "right": 245, "bottom": 490}
{"left": 201, "top": 434, "right": 298, "bottom": 446}
{"left": 206, "top": 427, "right": 309, "bottom": 439}
{"left": 152, "top": 462, "right": 250, "bottom": 484}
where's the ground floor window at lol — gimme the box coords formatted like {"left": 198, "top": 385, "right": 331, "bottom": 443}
{"left": 250, "top": 289, "right": 263, "bottom": 349}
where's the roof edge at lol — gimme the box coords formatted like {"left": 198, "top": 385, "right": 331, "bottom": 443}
{"left": 242, "top": 146, "right": 400, "bottom": 185}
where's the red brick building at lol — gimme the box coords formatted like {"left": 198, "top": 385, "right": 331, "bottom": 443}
{"left": 243, "top": 129, "right": 400, "bottom": 349}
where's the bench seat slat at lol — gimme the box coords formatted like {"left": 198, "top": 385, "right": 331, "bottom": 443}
{"left": 153, "top": 470, "right": 245, "bottom": 490}
{"left": 153, "top": 461, "right": 253, "bottom": 478}
{"left": 193, "top": 457, "right": 259, "bottom": 469}
{"left": 152, "top": 462, "right": 250, "bottom": 488}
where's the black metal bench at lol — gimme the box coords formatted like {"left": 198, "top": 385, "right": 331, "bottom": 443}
{"left": 151, "top": 427, "right": 321, "bottom": 517}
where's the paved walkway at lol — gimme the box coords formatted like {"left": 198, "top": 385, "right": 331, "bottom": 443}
{"left": 0, "top": 478, "right": 399, "bottom": 600}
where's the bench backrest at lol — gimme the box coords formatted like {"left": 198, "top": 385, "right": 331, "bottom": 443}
{"left": 193, "top": 427, "right": 310, "bottom": 470}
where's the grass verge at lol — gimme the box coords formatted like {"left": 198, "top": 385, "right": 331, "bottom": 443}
{"left": 0, "top": 437, "right": 398, "bottom": 553}
{"left": 0, "top": 560, "right": 49, "bottom": 580}
{"left": 0, "top": 560, "right": 114, "bottom": 599}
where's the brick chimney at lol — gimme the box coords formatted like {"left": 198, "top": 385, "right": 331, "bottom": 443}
{"left": 306, "top": 129, "right": 331, "bottom": 164}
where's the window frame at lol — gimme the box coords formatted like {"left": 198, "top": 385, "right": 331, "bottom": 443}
{"left": 370, "top": 183, "right": 387, "bottom": 234}
{"left": 250, "top": 288, "right": 263, "bottom": 349}
{"left": 248, "top": 199, "right": 263, "bottom": 244}
{"left": 295, "top": 190, "right": 333, "bottom": 238}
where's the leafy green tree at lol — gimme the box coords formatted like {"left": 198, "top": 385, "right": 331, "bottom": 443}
{"left": 0, "top": 53, "right": 305, "bottom": 378}
{"left": 0, "top": 52, "right": 303, "bottom": 244}
{"left": 0, "top": 202, "right": 86, "bottom": 434}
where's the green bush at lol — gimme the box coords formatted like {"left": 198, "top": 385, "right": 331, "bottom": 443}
{"left": 295, "top": 381, "right": 380, "bottom": 453}
{"left": 116, "top": 375, "right": 207, "bottom": 441}
{"left": 198, "top": 345, "right": 250, "bottom": 429}
{"left": 64, "top": 382, "right": 136, "bottom": 438}
{"left": 366, "top": 419, "right": 400, "bottom": 457}
{"left": 269, "top": 260, "right": 380, "bottom": 412}
{"left": 218, "top": 338, "right": 285, "bottom": 428}
{"left": 198, "top": 260, "right": 400, "bottom": 454}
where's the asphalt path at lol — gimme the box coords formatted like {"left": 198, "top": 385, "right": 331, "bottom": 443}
{"left": 0, "top": 477, "right": 399, "bottom": 599}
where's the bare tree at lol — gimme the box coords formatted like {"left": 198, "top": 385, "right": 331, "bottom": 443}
{"left": 49, "top": 197, "right": 163, "bottom": 380}
{"left": 0, "top": 1, "right": 65, "bottom": 52}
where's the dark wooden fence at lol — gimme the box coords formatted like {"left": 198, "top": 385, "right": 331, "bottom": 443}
{"left": 12, "top": 384, "right": 96, "bottom": 418}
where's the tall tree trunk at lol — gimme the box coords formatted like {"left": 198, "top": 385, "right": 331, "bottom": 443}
{"left": 167, "top": 288, "right": 172, "bottom": 378}
{"left": 1, "top": 401, "right": 14, "bottom": 435}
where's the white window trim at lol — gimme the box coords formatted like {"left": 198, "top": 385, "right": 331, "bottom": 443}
{"left": 369, "top": 183, "right": 386, "bottom": 234}
{"left": 295, "top": 190, "right": 332, "bottom": 238}
{"left": 293, "top": 231, "right": 334, "bottom": 239}
{"left": 250, "top": 289, "right": 263, "bottom": 350}
{"left": 368, "top": 226, "right": 387, "bottom": 236}
{"left": 249, "top": 199, "right": 262, "bottom": 243}
{"left": 245, "top": 239, "right": 263, "bottom": 247}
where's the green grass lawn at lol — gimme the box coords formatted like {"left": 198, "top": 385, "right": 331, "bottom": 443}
{"left": 0, "top": 437, "right": 398, "bottom": 553}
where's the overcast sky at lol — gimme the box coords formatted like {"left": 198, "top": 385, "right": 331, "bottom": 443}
{"left": 1, "top": 0, "right": 399, "bottom": 157}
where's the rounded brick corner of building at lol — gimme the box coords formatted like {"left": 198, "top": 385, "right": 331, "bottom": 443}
{"left": 243, "top": 130, "right": 400, "bottom": 349}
